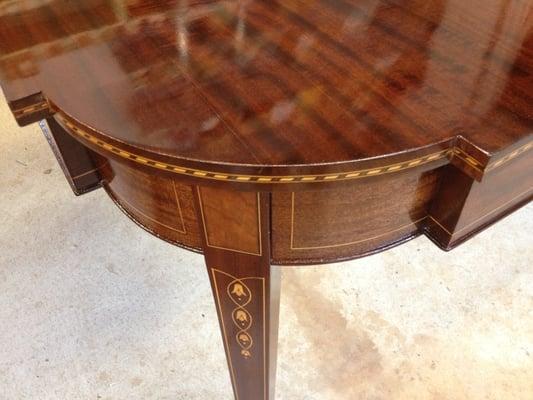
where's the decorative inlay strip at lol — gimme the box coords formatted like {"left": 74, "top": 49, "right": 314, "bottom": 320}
{"left": 12, "top": 101, "right": 49, "bottom": 117}
{"left": 55, "top": 113, "right": 532, "bottom": 184}
{"left": 451, "top": 147, "right": 484, "bottom": 171}
{"left": 486, "top": 142, "right": 533, "bottom": 171}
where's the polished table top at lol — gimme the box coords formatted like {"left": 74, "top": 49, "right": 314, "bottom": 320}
{"left": 1, "top": 0, "right": 531, "bottom": 181}
{"left": 1, "top": 2, "right": 532, "bottom": 400}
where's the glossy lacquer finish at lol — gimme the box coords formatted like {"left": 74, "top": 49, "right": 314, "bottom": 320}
{"left": 1, "top": 1, "right": 532, "bottom": 400}
{"left": 1, "top": 0, "right": 531, "bottom": 176}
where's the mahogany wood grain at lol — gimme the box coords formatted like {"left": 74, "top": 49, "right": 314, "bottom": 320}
{"left": 101, "top": 159, "right": 203, "bottom": 251}
{"left": 1, "top": 1, "right": 532, "bottom": 400}
{"left": 271, "top": 168, "right": 442, "bottom": 264}
{"left": 198, "top": 186, "right": 262, "bottom": 255}
{"left": 0, "top": 0, "right": 530, "bottom": 179}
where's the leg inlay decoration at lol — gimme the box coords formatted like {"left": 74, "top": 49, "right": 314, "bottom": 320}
{"left": 196, "top": 189, "right": 277, "bottom": 399}
{"left": 213, "top": 269, "right": 265, "bottom": 363}
{"left": 228, "top": 278, "right": 254, "bottom": 359}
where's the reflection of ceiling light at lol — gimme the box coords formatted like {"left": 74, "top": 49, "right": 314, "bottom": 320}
{"left": 177, "top": 17, "right": 189, "bottom": 62}
{"left": 270, "top": 100, "right": 295, "bottom": 126}
{"left": 0, "top": 0, "right": 71, "bottom": 16}
{"left": 201, "top": 117, "right": 220, "bottom": 133}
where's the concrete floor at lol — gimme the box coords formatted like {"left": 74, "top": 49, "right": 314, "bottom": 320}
{"left": 0, "top": 92, "right": 532, "bottom": 400}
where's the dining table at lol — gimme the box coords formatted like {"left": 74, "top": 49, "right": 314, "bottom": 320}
{"left": 0, "top": 1, "right": 531, "bottom": 399}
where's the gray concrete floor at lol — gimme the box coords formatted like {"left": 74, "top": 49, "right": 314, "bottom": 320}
{"left": 0, "top": 92, "right": 532, "bottom": 400}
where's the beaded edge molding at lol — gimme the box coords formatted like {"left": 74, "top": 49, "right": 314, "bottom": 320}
{"left": 46, "top": 113, "right": 532, "bottom": 183}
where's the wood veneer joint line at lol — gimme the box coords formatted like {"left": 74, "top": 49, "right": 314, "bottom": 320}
{"left": 196, "top": 187, "right": 262, "bottom": 256}
{"left": 172, "top": 58, "right": 263, "bottom": 165}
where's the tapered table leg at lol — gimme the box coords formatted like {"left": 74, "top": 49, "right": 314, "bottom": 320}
{"left": 194, "top": 186, "right": 280, "bottom": 400}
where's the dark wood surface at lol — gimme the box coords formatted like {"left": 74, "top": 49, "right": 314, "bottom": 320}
{"left": 1, "top": 1, "right": 532, "bottom": 400}
{"left": 1, "top": 0, "right": 531, "bottom": 180}
{"left": 40, "top": 117, "right": 102, "bottom": 195}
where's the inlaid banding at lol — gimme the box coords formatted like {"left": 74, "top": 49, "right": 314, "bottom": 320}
{"left": 12, "top": 101, "right": 49, "bottom": 117}
{"left": 55, "top": 114, "right": 531, "bottom": 184}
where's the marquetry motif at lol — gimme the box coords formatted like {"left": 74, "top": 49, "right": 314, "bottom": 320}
{"left": 227, "top": 278, "right": 254, "bottom": 359}
{"left": 211, "top": 269, "right": 267, "bottom": 399}
{"left": 211, "top": 268, "right": 266, "bottom": 361}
